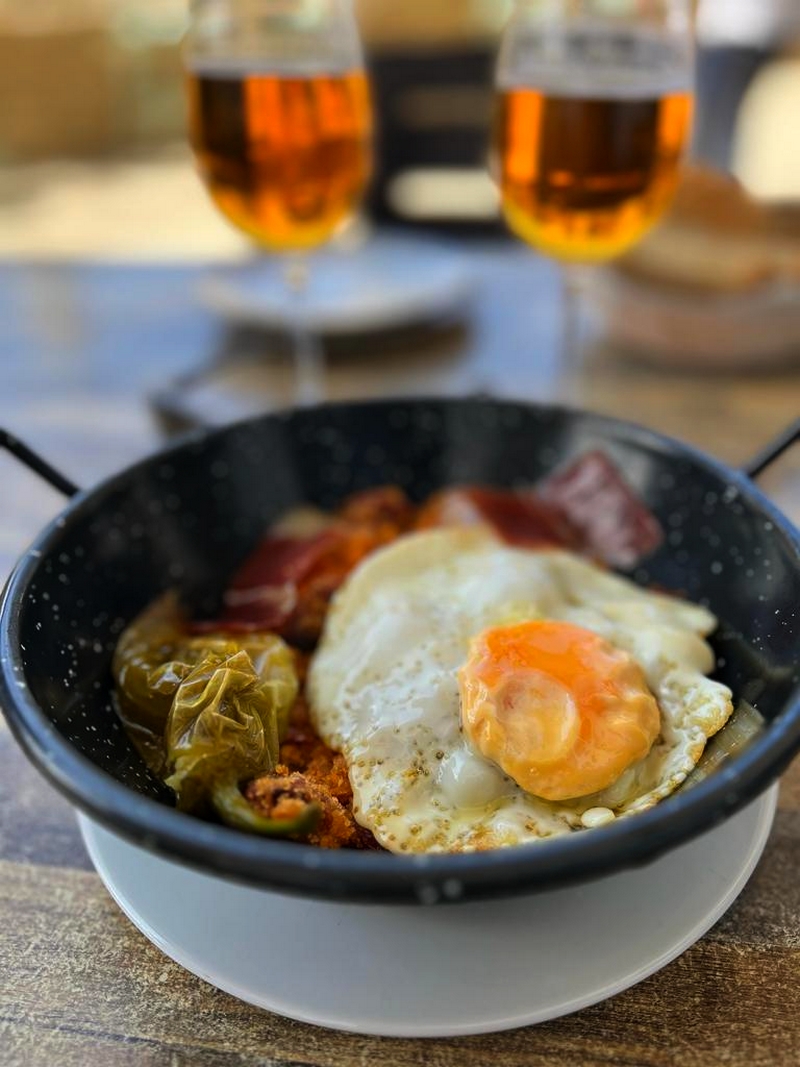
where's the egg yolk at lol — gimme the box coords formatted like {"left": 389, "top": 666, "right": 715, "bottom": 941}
{"left": 458, "top": 621, "right": 661, "bottom": 802}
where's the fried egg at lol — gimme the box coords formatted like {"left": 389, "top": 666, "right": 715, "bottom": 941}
{"left": 308, "top": 528, "right": 733, "bottom": 853}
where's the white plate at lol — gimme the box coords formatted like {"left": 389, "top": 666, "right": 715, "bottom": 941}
{"left": 79, "top": 784, "right": 777, "bottom": 1039}
{"left": 199, "top": 232, "right": 476, "bottom": 336}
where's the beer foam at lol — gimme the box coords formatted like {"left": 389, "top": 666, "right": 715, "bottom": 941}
{"left": 498, "top": 23, "right": 692, "bottom": 100}
{"left": 187, "top": 57, "right": 358, "bottom": 78}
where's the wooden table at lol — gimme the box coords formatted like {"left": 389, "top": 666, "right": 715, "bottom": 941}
{"left": 1, "top": 250, "right": 799, "bottom": 1067}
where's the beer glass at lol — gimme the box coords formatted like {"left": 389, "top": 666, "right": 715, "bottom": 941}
{"left": 184, "top": 0, "right": 373, "bottom": 402}
{"left": 491, "top": 0, "right": 694, "bottom": 366}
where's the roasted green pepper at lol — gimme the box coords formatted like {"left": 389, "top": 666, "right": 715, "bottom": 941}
{"left": 112, "top": 594, "right": 319, "bottom": 836}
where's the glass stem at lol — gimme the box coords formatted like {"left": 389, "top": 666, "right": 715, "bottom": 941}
{"left": 284, "top": 257, "right": 325, "bottom": 407}
{"left": 560, "top": 265, "right": 582, "bottom": 383}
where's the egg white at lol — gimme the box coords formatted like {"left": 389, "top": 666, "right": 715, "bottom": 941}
{"left": 308, "top": 528, "right": 733, "bottom": 853}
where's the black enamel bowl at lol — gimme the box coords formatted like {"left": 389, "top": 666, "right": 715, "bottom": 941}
{"left": 1, "top": 399, "right": 799, "bottom": 904}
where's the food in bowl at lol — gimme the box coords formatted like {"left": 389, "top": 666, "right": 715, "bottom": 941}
{"left": 112, "top": 453, "right": 740, "bottom": 853}
{"left": 310, "top": 528, "right": 731, "bottom": 852}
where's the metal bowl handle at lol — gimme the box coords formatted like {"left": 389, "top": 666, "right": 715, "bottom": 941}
{"left": 0, "top": 430, "right": 80, "bottom": 498}
{"left": 743, "top": 419, "right": 800, "bottom": 481}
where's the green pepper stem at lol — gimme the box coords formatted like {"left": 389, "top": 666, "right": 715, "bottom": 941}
{"left": 212, "top": 778, "right": 321, "bottom": 838}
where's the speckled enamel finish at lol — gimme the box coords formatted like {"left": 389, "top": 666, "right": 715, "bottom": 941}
{"left": 1, "top": 399, "right": 799, "bottom": 903}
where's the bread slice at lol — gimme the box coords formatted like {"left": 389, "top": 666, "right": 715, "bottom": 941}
{"left": 618, "top": 165, "right": 800, "bottom": 294}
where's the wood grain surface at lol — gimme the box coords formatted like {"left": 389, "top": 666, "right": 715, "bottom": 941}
{"left": 0, "top": 251, "right": 798, "bottom": 1067}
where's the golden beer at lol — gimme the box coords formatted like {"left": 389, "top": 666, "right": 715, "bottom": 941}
{"left": 187, "top": 68, "right": 373, "bottom": 252}
{"left": 493, "top": 87, "right": 693, "bottom": 261}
